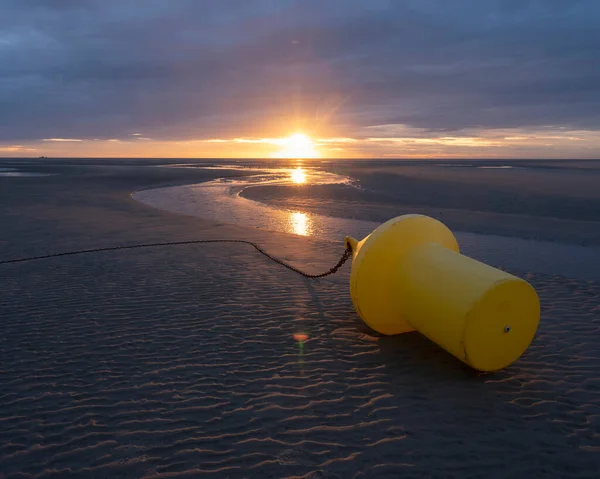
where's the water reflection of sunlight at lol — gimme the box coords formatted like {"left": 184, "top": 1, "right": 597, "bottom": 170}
{"left": 290, "top": 167, "right": 306, "bottom": 184}
{"left": 289, "top": 211, "right": 311, "bottom": 236}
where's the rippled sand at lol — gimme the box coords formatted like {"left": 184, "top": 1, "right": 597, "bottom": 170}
{"left": 1, "top": 159, "right": 599, "bottom": 478}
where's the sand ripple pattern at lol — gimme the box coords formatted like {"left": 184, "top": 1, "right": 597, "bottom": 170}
{"left": 1, "top": 248, "right": 599, "bottom": 478}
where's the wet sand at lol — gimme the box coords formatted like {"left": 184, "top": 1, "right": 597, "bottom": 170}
{"left": 1, "top": 159, "right": 599, "bottom": 478}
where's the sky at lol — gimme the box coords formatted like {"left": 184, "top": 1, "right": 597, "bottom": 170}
{"left": 1, "top": 0, "right": 599, "bottom": 159}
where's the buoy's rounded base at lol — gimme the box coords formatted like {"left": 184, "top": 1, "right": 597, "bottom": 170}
{"left": 347, "top": 215, "right": 459, "bottom": 336}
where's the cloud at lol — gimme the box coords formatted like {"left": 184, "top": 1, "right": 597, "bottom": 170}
{"left": 0, "top": 145, "right": 37, "bottom": 152}
{"left": 0, "top": 0, "right": 599, "bottom": 146}
{"left": 42, "top": 138, "right": 83, "bottom": 142}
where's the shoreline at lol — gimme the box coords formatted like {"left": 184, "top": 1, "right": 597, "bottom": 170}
{"left": 132, "top": 176, "right": 600, "bottom": 281}
{"left": 240, "top": 182, "right": 600, "bottom": 246}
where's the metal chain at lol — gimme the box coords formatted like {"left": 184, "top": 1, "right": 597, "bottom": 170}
{"left": 250, "top": 241, "right": 353, "bottom": 278}
{"left": 0, "top": 239, "right": 353, "bottom": 279}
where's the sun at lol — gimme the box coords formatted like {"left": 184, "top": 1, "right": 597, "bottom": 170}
{"left": 273, "top": 133, "right": 320, "bottom": 159}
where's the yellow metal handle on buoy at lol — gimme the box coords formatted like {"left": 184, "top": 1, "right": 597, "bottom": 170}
{"left": 346, "top": 215, "right": 540, "bottom": 372}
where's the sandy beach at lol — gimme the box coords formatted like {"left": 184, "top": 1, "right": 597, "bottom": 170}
{"left": 1, "top": 159, "right": 599, "bottom": 478}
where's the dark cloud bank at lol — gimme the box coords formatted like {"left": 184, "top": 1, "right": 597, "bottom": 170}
{"left": 1, "top": 0, "right": 599, "bottom": 141}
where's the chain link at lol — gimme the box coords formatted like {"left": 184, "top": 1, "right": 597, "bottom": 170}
{"left": 0, "top": 239, "right": 353, "bottom": 279}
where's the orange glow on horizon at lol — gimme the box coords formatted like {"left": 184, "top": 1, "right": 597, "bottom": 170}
{"left": 4, "top": 126, "right": 600, "bottom": 159}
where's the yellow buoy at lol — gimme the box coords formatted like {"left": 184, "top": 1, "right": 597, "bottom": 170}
{"left": 345, "top": 215, "right": 540, "bottom": 372}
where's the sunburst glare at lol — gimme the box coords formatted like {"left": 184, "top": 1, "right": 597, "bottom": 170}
{"left": 274, "top": 133, "right": 320, "bottom": 159}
